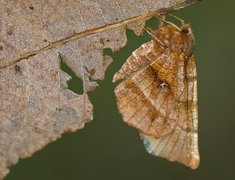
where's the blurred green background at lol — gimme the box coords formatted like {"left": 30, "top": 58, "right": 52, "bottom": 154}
{"left": 6, "top": 0, "right": 235, "bottom": 179}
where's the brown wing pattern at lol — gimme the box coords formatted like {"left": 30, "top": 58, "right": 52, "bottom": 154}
{"left": 141, "top": 56, "right": 199, "bottom": 169}
{"left": 114, "top": 50, "right": 185, "bottom": 137}
{"left": 115, "top": 68, "right": 177, "bottom": 136}
{"left": 113, "top": 40, "right": 164, "bottom": 83}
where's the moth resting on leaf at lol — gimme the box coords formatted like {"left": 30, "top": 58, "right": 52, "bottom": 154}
{"left": 113, "top": 16, "right": 200, "bottom": 169}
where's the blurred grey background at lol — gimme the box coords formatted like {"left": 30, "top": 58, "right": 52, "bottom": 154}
{"left": 6, "top": 0, "right": 235, "bottom": 179}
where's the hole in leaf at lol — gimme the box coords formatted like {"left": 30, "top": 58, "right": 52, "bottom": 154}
{"left": 7, "top": 29, "right": 13, "bottom": 35}
{"left": 87, "top": 19, "right": 157, "bottom": 155}
{"left": 29, "top": 5, "right": 34, "bottom": 10}
{"left": 60, "top": 56, "right": 84, "bottom": 95}
{"left": 14, "top": 65, "right": 21, "bottom": 74}
{"left": 103, "top": 28, "right": 152, "bottom": 75}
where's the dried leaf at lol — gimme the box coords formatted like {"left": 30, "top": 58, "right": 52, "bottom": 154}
{"left": 0, "top": 0, "right": 200, "bottom": 178}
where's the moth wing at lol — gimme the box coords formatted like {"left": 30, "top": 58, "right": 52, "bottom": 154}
{"left": 114, "top": 55, "right": 179, "bottom": 138}
{"left": 113, "top": 40, "right": 163, "bottom": 83}
{"left": 141, "top": 56, "right": 199, "bottom": 169}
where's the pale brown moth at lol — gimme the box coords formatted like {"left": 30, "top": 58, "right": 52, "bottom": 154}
{"left": 113, "top": 15, "right": 199, "bottom": 169}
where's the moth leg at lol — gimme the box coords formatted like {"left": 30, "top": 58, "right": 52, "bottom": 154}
{"left": 168, "top": 13, "right": 185, "bottom": 25}
{"left": 144, "top": 26, "right": 165, "bottom": 46}
{"left": 143, "top": 26, "right": 155, "bottom": 37}
{"left": 168, "top": 14, "right": 191, "bottom": 33}
{"left": 154, "top": 14, "right": 180, "bottom": 31}
{"left": 158, "top": 15, "right": 166, "bottom": 27}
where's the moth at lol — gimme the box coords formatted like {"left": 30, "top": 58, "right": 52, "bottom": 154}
{"left": 113, "top": 15, "right": 199, "bottom": 169}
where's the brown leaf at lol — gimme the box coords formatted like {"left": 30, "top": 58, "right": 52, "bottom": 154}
{"left": 0, "top": 0, "right": 200, "bottom": 178}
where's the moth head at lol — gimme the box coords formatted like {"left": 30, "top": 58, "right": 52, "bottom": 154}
{"left": 155, "top": 23, "right": 195, "bottom": 55}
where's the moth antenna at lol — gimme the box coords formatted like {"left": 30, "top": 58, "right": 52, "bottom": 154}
{"left": 154, "top": 14, "right": 180, "bottom": 31}
{"left": 144, "top": 27, "right": 165, "bottom": 46}
{"left": 168, "top": 13, "right": 185, "bottom": 25}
